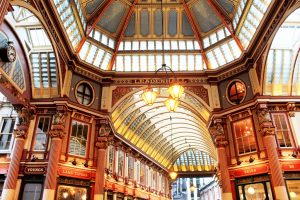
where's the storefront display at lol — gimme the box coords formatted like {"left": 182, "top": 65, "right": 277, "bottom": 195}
{"left": 56, "top": 177, "right": 90, "bottom": 200}
{"left": 285, "top": 173, "right": 300, "bottom": 199}
{"left": 236, "top": 175, "right": 273, "bottom": 200}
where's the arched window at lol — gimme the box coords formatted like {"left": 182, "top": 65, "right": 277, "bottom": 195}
{"left": 5, "top": 6, "right": 58, "bottom": 98}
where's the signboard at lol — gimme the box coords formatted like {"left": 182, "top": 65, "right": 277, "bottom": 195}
{"left": 231, "top": 164, "right": 269, "bottom": 177}
{"left": 58, "top": 166, "right": 92, "bottom": 180}
{"left": 24, "top": 166, "right": 46, "bottom": 174}
{"left": 282, "top": 161, "right": 300, "bottom": 171}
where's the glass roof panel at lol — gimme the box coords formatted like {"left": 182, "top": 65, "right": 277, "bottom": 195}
{"left": 264, "top": 8, "right": 300, "bottom": 96}
{"left": 53, "top": 0, "right": 82, "bottom": 49}
{"left": 112, "top": 88, "right": 216, "bottom": 168}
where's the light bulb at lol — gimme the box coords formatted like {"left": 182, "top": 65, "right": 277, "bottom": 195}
{"left": 63, "top": 192, "right": 68, "bottom": 198}
{"left": 290, "top": 191, "right": 297, "bottom": 198}
{"left": 247, "top": 186, "right": 255, "bottom": 194}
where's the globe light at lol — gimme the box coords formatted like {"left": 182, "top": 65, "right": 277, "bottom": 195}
{"left": 141, "top": 87, "right": 158, "bottom": 106}
{"left": 168, "top": 83, "right": 184, "bottom": 99}
{"left": 164, "top": 96, "right": 179, "bottom": 112}
{"left": 169, "top": 170, "right": 178, "bottom": 180}
{"left": 247, "top": 186, "right": 255, "bottom": 194}
{"left": 290, "top": 191, "right": 297, "bottom": 198}
{"left": 190, "top": 184, "right": 196, "bottom": 192}
{"left": 63, "top": 192, "right": 69, "bottom": 199}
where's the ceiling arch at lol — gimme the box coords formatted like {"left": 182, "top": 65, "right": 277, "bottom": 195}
{"left": 111, "top": 87, "right": 216, "bottom": 169}
{"left": 263, "top": 8, "right": 300, "bottom": 96}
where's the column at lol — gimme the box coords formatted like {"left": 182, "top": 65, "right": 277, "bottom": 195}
{"left": 2, "top": 106, "right": 34, "bottom": 200}
{"left": 257, "top": 106, "right": 289, "bottom": 200}
{"left": 209, "top": 121, "right": 232, "bottom": 200}
{"left": 94, "top": 121, "right": 111, "bottom": 200}
{"left": 0, "top": 0, "right": 11, "bottom": 24}
{"left": 42, "top": 110, "right": 66, "bottom": 200}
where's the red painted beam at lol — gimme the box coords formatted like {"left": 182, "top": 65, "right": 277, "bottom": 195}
{"left": 181, "top": 0, "right": 211, "bottom": 69}
{"left": 75, "top": 0, "right": 114, "bottom": 53}
{"left": 207, "top": 0, "right": 244, "bottom": 51}
{"left": 108, "top": 0, "right": 138, "bottom": 70}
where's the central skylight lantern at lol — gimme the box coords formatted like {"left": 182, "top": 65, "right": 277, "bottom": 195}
{"left": 141, "top": 0, "right": 184, "bottom": 111}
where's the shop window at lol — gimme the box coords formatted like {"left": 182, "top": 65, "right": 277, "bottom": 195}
{"left": 107, "top": 145, "right": 114, "bottom": 172}
{"left": 233, "top": 118, "right": 257, "bottom": 155}
{"left": 118, "top": 150, "right": 124, "bottom": 177}
{"left": 68, "top": 121, "right": 89, "bottom": 157}
{"left": 21, "top": 183, "right": 42, "bottom": 200}
{"left": 271, "top": 113, "right": 292, "bottom": 147}
{"left": 75, "top": 82, "right": 94, "bottom": 106}
{"left": 128, "top": 156, "right": 134, "bottom": 179}
{"left": 0, "top": 118, "right": 15, "bottom": 151}
{"left": 227, "top": 80, "right": 246, "bottom": 105}
{"left": 236, "top": 175, "right": 273, "bottom": 200}
{"left": 57, "top": 185, "right": 87, "bottom": 200}
{"left": 286, "top": 180, "right": 300, "bottom": 199}
{"left": 33, "top": 116, "right": 51, "bottom": 151}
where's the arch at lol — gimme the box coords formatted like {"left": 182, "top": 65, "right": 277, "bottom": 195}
{"left": 262, "top": 6, "right": 300, "bottom": 96}
{"left": 3, "top": 3, "right": 62, "bottom": 99}
{"left": 111, "top": 87, "right": 216, "bottom": 169}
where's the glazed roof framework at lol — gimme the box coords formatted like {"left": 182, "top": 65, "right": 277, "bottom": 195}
{"left": 111, "top": 87, "right": 216, "bottom": 169}
{"left": 51, "top": 0, "right": 274, "bottom": 71}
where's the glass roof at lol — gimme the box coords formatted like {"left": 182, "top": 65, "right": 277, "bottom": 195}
{"left": 264, "top": 8, "right": 300, "bottom": 96}
{"left": 173, "top": 149, "right": 216, "bottom": 172}
{"left": 112, "top": 88, "right": 216, "bottom": 169}
{"left": 52, "top": 0, "right": 274, "bottom": 71}
{"left": 5, "top": 6, "right": 58, "bottom": 97}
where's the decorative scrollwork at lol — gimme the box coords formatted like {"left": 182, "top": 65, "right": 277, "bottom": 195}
{"left": 256, "top": 108, "right": 272, "bottom": 124}
{"left": 49, "top": 129, "right": 66, "bottom": 139}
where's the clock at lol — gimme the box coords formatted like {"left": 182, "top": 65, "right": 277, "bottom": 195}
{"left": 0, "top": 42, "right": 16, "bottom": 62}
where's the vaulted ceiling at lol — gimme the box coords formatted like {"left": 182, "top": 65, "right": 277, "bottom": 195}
{"left": 52, "top": 0, "right": 273, "bottom": 71}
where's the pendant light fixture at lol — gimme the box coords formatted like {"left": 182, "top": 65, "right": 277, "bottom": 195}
{"left": 169, "top": 116, "right": 177, "bottom": 180}
{"left": 141, "top": 0, "right": 184, "bottom": 111}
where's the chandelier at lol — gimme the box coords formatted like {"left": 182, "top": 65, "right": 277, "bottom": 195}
{"left": 141, "top": 0, "right": 184, "bottom": 112}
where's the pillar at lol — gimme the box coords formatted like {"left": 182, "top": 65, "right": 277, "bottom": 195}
{"left": 2, "top": 106, "right": 34, "bottom": 200}
{"left": 0, "top": 0, "right": 11, "bottom": 24}
{"left": 42, "top": 110, "right": 66, "bottom": 200}
{"left": 209, "top": 120, "right": 233, "bottom": 200}
{"left": 94, "top": 120, "right": 111, "bottom": 200}
{"left": 257, "top": 106, "right": 289, "bottom": 200}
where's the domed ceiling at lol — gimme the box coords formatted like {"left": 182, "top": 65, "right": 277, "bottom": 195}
{"left": 52, "top": 0, "right": 273, "bottom": 71}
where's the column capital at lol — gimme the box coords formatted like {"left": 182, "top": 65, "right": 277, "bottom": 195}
{"left": 49, "top": 129, "right": 66, "bottom": 139}
{"left": 14, "top": 105, "right": 35, "bottom": 127}
{"left": 259, "top": 126, "right": 276, "bottom": 137}
{"left": 13, "top": 126, "right": 28, "bottom": 139}
{"left": 287, "top": 102, "right": 296, "bottom": 117}
{"left": 49, "top": 110, "right": 67, "bottom": 139}
{"left": 209, "top": 119, "right": 228, "bottom": 147}
{"left": 256, "top": 106, "right": 272, "bottom": 125}
{"left": 95, "top": 137, "right": 108, "bottom": 149}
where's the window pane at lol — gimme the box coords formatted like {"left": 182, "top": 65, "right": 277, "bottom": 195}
{"left": 22, "top": 183, "right": 42, "bottom": 200}
{"left": 0, "top": 118, "right": 15, "bottom": 150}
{"left": 233, "top": 118, "right": 256, "bottom": 155}
{"left": 68, "top": 121, "right": 89, "bottom": 156}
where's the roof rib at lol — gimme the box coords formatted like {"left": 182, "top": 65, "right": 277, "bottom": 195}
{"left": 75, "top": 0, "right": 114, "bottom": 53}
{"left": 181, "top": 0, "right": 211, "bottom": 69}
{"left": 108, "top": 0, "right": 138, "bottom": 70}
{"left": 207, "top": 0, "right": 244, "bottom": 51}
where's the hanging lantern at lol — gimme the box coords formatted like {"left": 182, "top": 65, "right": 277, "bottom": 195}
{"left": 169, "top": 170, "right": 178, "bottom": 180}
{"left": 141, "top": 86, "right": 158, "bottom": 106}
{"left": 190, "top": 183, "right": 196, "bottom": 192}
{"left": 168, "top": 83, "right": 184, "bottom": 99}
{"left": 164, "top": 96, "right": 179, "bottom": 112}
